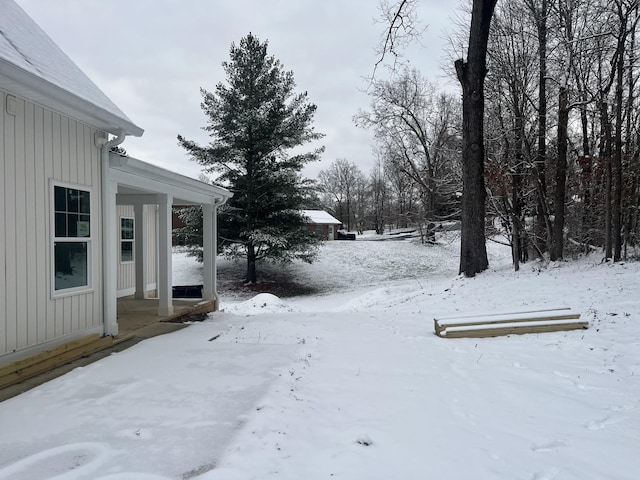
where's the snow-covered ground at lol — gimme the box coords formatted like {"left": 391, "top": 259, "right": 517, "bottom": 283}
{"left": 1, "top": 233, "right": 639, "bottom": 480}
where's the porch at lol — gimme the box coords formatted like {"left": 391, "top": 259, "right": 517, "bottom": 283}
{"left": 116, "top": 297, "right": 216, "bottom": 340}
{"left": 106, "top": 152, "right": 232, "bottom": 337}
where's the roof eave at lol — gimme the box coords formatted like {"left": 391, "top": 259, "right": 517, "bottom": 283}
{"left": 0, "top": 59, "right": 144, "bottom": 137}
{"left": 109, "top": 152, "right": 233, "bottom": 205}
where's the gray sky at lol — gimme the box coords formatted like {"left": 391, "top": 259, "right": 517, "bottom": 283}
{"left": 16, "top": 0, "right": 457, "bottom": 180}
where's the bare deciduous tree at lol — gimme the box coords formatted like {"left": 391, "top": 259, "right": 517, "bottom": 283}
{"left": 318, "top": 159, "right": 366, "bottom": 231}
{"left": 454, "top": 0, "right": 497, "bottom": 276}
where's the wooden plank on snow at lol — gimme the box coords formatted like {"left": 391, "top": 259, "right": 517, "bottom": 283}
{"left": 434, "top": 308, "right": 587, "bottom": 338}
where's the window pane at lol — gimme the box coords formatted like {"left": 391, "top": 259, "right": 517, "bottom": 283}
{"left": 54, "top": 186, "right": 66, "bottom": 212}
{"left": 67, "top": 189, "right": 79, "bottom": 213}
{"left": 68, "top": 213, "right": 79, "bottom": 237}
{"left": 54, "top": 186, "right": 91, "bottom": 239}
{"left": 121, "top": 218, "right": 134, "bottom": 240}
{"left": 54, "top": 242, "right": 88, "bottom": 290}
{"left": 77, "top": 219, "right": 90, "bottom": 237}
{"left": 55, "top": 213, "right": 67, "bottom": 237}
{"left": 121, "top": 241, "right": 133, "bottom": 262}
{"left": 79, "top": 191, "right": 90, "bottom": 214}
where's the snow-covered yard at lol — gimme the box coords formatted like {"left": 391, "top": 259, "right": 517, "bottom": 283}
{"left": 1, "top": 233, "right": 639, "bottom": 480}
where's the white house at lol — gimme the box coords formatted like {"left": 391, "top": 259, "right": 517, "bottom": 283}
{"left": 0, "top": 1, "right": 231, "bottom": 375}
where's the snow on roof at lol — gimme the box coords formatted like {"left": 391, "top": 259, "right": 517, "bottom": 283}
{"left": 302, "top": 210, "right": 342, "bottom": 225}
{"left": 0, "top": 1, "right": 143, "bottom": 136}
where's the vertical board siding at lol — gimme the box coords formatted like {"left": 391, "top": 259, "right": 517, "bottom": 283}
{"left": 43, "top": 108, "right": 55, "bottom": 340}
{"left": 116, "top": 204, "right": 158, "bottom": 295}
{"left": 146, "top": 205, "right": 157, "bottom": 286}
{"left": 24, "top": 100, "right": 36, "bottom": 346}
{"left": 15, "top": 97, "right": 28, "bottom": 349}
{"left": 3, "top": 92, "right": 18, "bottom": 353}
{"left": 0, "top": 89, "right": 104, "bottom": 359}
{"left": 68, "top": 120, "right": 77, "bottom": 184}
{"left": 90, "top": 125, "right": 102, "bottom": 331}
{"left": 60, "top": 115, "right": 69, "bottom": 182}
{"left": 117, "top": 205, "right": 135, "bottom": 292}
{"left": 34, "top": 104, "right": 47, "bottom": 342}
{"left": 0, "top": 92, "right": 7, "bottom": 355}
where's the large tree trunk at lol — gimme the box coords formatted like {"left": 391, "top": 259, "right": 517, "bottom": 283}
{"left": 628, "top": 137, "right": 640, "bottom": 253}
{"left": 613, "top": 12, "right": 626, "bottom": 262}
{"left": 455, "top": 0, "right": 496, "bottom": 277}
{"left": 513, "top": 110, "right": 526, "bottom": 269}
{"left": 512, "top": 170, "right": 521, "bottom": 272}
{"left": 601, "top": 100, "right": 613, "bottom": 260}
{"left": 246, "top": 242, "right": 257, "bottom": 283}
{"left": 579, "top": 96, "right": 592, "bottom": 249}
{"left": 532, "top": 0, "right": 551, "bottom": 257}
{"left": 551, "top": 86, "right": 569, "bottom": 261}
{"left": 624, "top": 28, "right": 637, "bottom": 259}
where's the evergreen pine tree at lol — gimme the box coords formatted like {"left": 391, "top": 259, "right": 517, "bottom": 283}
{"left": 178, "top": 33, "right": 324, "bottom": 283}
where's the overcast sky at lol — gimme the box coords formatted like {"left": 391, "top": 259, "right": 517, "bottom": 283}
{"left": 16, "top": 0, "right": 459, "bottom": 181}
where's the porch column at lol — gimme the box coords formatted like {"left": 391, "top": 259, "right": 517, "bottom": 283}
{"left": 202, "top": 203, "right": 218, "bottom": 308}
{"left": 158, "top": 194, "right": 173, "bottom": 316}
{"left": 134, "top": 203, "right": 148, "bottom": 299}
{"left": 103, "top": 179, "right": 119, "bottom": 336}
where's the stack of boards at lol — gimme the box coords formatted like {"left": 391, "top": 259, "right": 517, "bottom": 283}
{"left": 434, "top": 308, "right": 588, "bottom": 339}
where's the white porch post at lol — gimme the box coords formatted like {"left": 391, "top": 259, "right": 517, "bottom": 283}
{"left": 103, "top": 179, "right": 119, "bottom": 336}
{"left": 202, "top": 203, "right": 218, "bottom": 308}
{"left": 134, "top": 203, "right": 148, "bottom": 299}
{"left": 158, "top": 194, "right": 173, "bottom": 316}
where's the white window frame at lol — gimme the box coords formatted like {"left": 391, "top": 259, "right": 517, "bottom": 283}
{"left": 50, "top": 180, "right": 93, "bottom": 298}
{"left": 120, "top": 216, "right": 135, "bottom": 264}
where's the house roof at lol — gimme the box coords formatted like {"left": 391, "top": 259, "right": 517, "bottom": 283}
{"left": 0, "top": 1, "right": 143, "bottom": 137}
{"left": 302, "top": 210, "right": 342, "bottom": 225}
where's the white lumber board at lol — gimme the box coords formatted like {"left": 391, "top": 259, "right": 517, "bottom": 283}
{"left": 435, "top": 306, "right": 571, "bottom": 322}
{"left": 436, "top": 309, "right": 579, "bottom": 327}
{"left": 441, "top": 318, "right": 589, "bottom": 336}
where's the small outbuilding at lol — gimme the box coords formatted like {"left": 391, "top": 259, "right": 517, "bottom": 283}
{"left": 302, "top": 210, "right": 342, "bottom": 240}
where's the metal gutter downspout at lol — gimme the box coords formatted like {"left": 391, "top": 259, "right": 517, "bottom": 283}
{"left": 97, "top": 130, "right": 126, "bottom": 336}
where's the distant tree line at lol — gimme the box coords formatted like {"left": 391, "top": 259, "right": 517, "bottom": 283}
{"left": 319, "top": 0, "right": 640, "bottom": 271}
{"left": 317, "top": 73, "right": 462, "bottom": 242}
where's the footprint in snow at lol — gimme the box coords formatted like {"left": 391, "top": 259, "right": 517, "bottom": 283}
{"left": 610, "top": 403, "right": 636, "bottom": 412}
{"left": 531, "top": 439, "right": 567, "bottom": 453}
{"left": 0, "top": 442, "right": 110, "bottom": 480}
{"left": 356, "top": 435, "right": 374, "bottom": 446}
{"left": 530, "top": 468, "right": 560, "bottom": 480}
{"left": 585, "top": 415, "right": 625, "bottom": 430}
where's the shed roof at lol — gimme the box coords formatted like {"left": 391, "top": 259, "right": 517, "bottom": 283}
{"left": 0, "top": 1, "right": 143, "bottom": 136}
{"left": 302, "top": 210, "right": 342, "bottom": 225}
